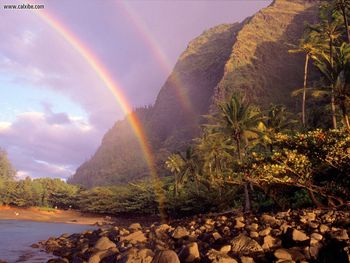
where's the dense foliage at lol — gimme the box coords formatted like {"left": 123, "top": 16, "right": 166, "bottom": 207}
{"left": 1, "top": 0, "right": 350, "bottom": 218}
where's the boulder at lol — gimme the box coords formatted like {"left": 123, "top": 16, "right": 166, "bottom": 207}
{"left": 259, "top": 227, "right": 271, "bottom": 237}
{"left": 94, "top": 237, "right": 116, "bottom": 250}
{"left": 249, "top": 232, "right": 259, "bottom": 239}
{"left": 274, "top": 248, "right": 292, "bottom": 261}
{"left": 151, "top": 250, "right": 180, "bottom": 263}
{"left": 178, "top": 242, "right": 200, "bottom": 262}
{"left": 220, "top": 245, "right": 231, "bottom": 253}
{"left": 172, "top": 226, "right": 189, "bottom": 239}
{"left": 262, "top": 235, "right": 281, "bottom": 250}
{"left": 291, "top": 229, "right": 309, "bottom": 242}
{"left": 120, "top": 231, "right": 147, "bottom": 244}
{"left": 207, "top": 249, "right": 238, "bottom": 263}
{"left": 319, "top": 224, "right": 329, "bottom": 234}
{"left": 230, "top": 234, "right": 263, "bottom": 254}
{"left": 261, "top": 214, "right": 277, "bottom": 225}
{"left": 300, "top": 212, "right": 316, "bottom": 223}
{"left": 129, "top": 223, "right": 142, "bottom": 231}
{"left": 88, "top": 249, "right": 115, "bottom": 263}
{"left": 240, "top": 256, "right": 255, "bottom": 263}
{"left": 119, "top": 248, "right": 154, "bottom": 263}
{"left": 234, "top": 220, "right": 245, "bottom": 229}
{"left": 329, "top": 229, "right": 349, "bottom": 240}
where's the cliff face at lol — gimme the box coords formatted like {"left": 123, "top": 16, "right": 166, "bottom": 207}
{"left": 70, "top": 0, "right": 319, "bottom": 188}
{"left": 69, "top": 23, "right": 242, "bottom": 187}
{"left": 214, "top": 0, "right": 318, "bottom": 107}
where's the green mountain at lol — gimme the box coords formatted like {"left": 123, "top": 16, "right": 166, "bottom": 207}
{"left": 69, "top": 0, "right": 318, "bottom": 188}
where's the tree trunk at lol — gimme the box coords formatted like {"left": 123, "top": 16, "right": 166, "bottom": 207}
{"left": 340, "top": 101, "right": 350, "bottom": 132}
{"left": 175, "top": 174, "right": 179, "bottom": 197}
{"left": 302, "top": 53, "right": 309, "bottom": 126}
{"left": 236, "top": 137, "right": 242, "bottom": 162}
{"left": 331, "top": 88, "right": 338, "bottom": 129}
{"left": 330, "top": 39, "right": 338, "bottom": 129}
{"left": 307, "top": 189, "right": 323, "bottom": 208}
{"left": 244, "top": 182, "right": 251, "bottom": 213}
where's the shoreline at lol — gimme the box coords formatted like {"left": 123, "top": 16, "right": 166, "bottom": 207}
{"left": 0, "top": 206, "right": 111, "bottom": 225}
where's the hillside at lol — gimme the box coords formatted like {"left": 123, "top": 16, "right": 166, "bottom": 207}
{"left": 69, "top": 0, "right": 319, "bottom": 188}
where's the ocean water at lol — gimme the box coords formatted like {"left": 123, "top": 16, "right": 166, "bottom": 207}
{"left": 0, "top": 220, "right": 94, "bottom": 263}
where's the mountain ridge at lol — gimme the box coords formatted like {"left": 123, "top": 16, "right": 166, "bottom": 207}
{"left": 69, "top": 0, "right": 319, "bottom": 188}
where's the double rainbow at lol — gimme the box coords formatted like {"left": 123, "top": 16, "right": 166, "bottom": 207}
{"left": 32, "top": 8, "right": 167, "bottom": 218}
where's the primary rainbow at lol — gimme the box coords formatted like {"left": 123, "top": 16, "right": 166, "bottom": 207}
{"left": 118, "top": 1, "right": 195, "bottom": 117}
{"left": 31, "top": 7, "right": 166, "bottom": 218}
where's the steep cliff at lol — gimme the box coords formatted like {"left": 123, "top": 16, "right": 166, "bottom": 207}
{"left": 69, "top": 0, "right": 319, "bottom": 188}
{"left": 69, "top": 23, "right": 242, "bottom": 187}
{"left": 214, "top": 0, "right": 318, "bottom": 107}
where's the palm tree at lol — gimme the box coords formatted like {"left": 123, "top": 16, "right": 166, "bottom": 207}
{"left": 211, "top": 93, "right": 264, "bottom": 212}
{"left": 195, "top": 130, "right": 233, "bottom": 183}
{"left": 310, "top": 15, "right": 342, "bottom": 128}
{"left": 289, "top": 40, "right": 314, "bottom": 127}
{"left": 166, "top": 147, "right": 201, "bottom": 196}
{"left": 335, "top": 43, "right": 350, "bottom": 131}
{"left": 165, "top": 153, "right": 184, "bottom": 196}
{"left": 331, "top": 0, "right": 350, "bottom": 43}
{"left": 259, "top": 104, "right": 297, "bottom": 152}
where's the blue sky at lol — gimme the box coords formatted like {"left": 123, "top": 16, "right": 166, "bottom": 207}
{"left": 0, "top": 75, "right": 87, "bottom": 123}
{"left": 0, "top": 0, "right": 271, "bottom": 180}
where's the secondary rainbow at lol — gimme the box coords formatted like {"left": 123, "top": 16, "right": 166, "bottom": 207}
{"left": 31, "top": 7, "right": 166, "bottom": 218}
{"left": 118, "top": 1, "right": 195, "bottom": 117}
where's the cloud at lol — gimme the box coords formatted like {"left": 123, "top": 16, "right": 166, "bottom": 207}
{"left": 0, "top": 111, "right": 99, "bottom": 179}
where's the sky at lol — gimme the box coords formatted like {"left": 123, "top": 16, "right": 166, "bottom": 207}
{"left": 0, "top": 0, "right": 271, "bottom": 180}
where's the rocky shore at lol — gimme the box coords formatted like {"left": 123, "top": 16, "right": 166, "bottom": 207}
{"left": 36, "top": 209, "right": 350, "bottom": 263}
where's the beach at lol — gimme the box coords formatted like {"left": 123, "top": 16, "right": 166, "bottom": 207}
{"left": 0, "top": 206, "right": 110, "bottom": 225}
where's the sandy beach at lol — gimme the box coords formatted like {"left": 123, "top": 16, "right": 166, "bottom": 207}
{"left": 0, "top": 206, "right": 111, "bottom": 225}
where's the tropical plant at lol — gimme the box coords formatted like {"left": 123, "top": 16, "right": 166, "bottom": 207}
{"left": 209, "top": 93, "right": 264, "bottom": 212}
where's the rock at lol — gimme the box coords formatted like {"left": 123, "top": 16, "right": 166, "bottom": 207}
{"left": 45, "top": 239, "right": 60, "bottom": 252}
{"left": 88, "top": 249, "right": 115, "bottom": 263}
{"left": 259, "top": 227, "right": 271, "bottom": 237}
{"left": 120, "top": 230, "right": 147, "bottom": 244}
{"left": 207, "top": 249, "right": 238, "bottom": 263}
{"left": 261, "top": 214, "right": 277, "bottom": 225}
{"left": 155, "top": 224, "right": 171, "bottom": 239}
{"left": 330, "top": 229, "right": 349, "bottom": 240}
{"left": 178, "top": 242, "right": 200, "bottom": 262}
{"left": 151, "top": 250, "right": 180, "bottom": 263}
{"left": 172, "top": 226, "right": 189, "bottom": 239}
{"left": 212, "top": 232, "right": 222, "bottom": 241}
{"left": 94, "top": 236, "right": 116, "bottom": 250}
{"left": 309, "top": 243, "right": 323, "bottom": 259}
{"left": 30, "top": 243, "right": 39, "bottom": 248}
{"left": 308, "top": 221, "right": 319, "bottom": 229}
{"left": 249, "top": 232, "right": 259, "bottom": 239}
{"left": 120, "top": 248, "right": 154, "bottom": 263}
{"left": 234, "top": 220, "right": 245, "bottom": 229}
{"left": 246, "top": 223, "right": 258, "bottom": 232}
{"left": 220, "top": 245, "right": 231, "bottom": 253}
{"left": 311, "top": 233, "right": 323, "bottom": 241}
{"left": 288, "top": 247, "right": 306, "bottom": 261}
{"left": 262, "top": 235, "right": 281, "bottom": 250}
{"left": 292, "top": 229, "right": 309, "bottom": 242}
{"left": 319, "top": 224, "right": 329, "bottom": 234}
{"left": 129, "top": 223, "right": 142, "bottom": 231}
{"left": 274, "top": 249, "right": 292, "bottom": 261}
{"left": 230, "top": 234, "right": 263, "bottom": 254}
{"left": 240, "top": 256, "right": 255, "bottom": 263}
{"left": 300, "top": 212, "right": 316, "bottom": 223}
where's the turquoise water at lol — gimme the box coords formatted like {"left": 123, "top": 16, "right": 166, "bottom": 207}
{"left": 0, "top": 220, "right": 94, "bottom": 263}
